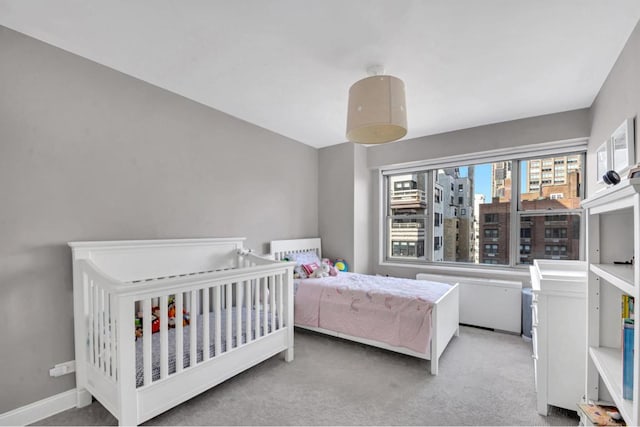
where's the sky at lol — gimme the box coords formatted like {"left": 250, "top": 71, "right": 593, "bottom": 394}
{"left": 460, "top": 161, "right": 529, "bottom": 201}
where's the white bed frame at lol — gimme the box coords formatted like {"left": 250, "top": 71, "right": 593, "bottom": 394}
{"left": 270, "top": 238, "right": 459, "bottom": 375}
{"left": 69, "top": 237, "right": 295, "bottom": 426}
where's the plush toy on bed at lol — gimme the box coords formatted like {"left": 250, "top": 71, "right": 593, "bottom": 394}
{"left": 310, "top": 262, "right": 330, "bottom": 278}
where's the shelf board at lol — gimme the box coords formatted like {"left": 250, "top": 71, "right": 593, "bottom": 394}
{"left": 589, "top": 346, "right": 634, "bottom": 424}
{"left": 590, "top": 264, "right": 635, "bottom": 295}
{"left": 582, "top": 178, "right": 640, "bottom": 213}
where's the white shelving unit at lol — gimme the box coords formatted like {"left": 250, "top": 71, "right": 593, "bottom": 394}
{"left": 582, "top": 178, "right": 640, "bottom": 426}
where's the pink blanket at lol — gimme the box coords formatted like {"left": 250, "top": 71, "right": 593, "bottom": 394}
{"left": 295, "top": 272, "right": 451, "bottom": 354}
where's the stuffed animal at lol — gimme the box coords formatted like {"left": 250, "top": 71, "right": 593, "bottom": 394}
{"left": 311, "top": 262, "right": 330, "bottom": 278}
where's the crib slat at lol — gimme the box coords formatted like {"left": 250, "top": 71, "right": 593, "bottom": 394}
{"left": 245, "top": 280, "right": 252, "bottom": 343}
{"left": 226, "top": 284, "right": 232, "bottom": 351}
{"left": 190, "top": 290, "right": 197, "bottom": 368}
{"left": 109, "top": 293, "right": 116, "bottom": 380}
{"left": 270, "top": 276, "right": 276, "bottom": 333}
{"left": 92, "top": 281, "right": 98, "bottom": 367}
{"left": 175, "top": 293, "right": 184, "bottom": 373}
{"left": 255, "top": 279, "right": 261, "bottom": 338}
{"left": 87, "top": 280, "right": 93, "bottom": 365}
{"left": 160, "top": 295, "right": 169, "bottom": 379}
{"left": 262, "top": 277, "right": 268, "bottom": 335}
{"left": 98, "top": 287, "right": 104, "bottom": 372}
{"left": 143, "top": 298, "right": 152, "bottom": 386}
{"left": 236, "top": 281, "right": 243, "bottom": 347}
{"left": 103, "top": 290, "right": 111, "bottom": 376}
{"left": 214, "top": 285, "right": 221, "bottom": 356}
{"left": 277, "top": 274, "right": 283, "bottom": 329}
{"left": 112, "top": 296, "right": 118, "bottom": 381}
{"left": 202, "top": 287, "right": 210, "bottom": 361}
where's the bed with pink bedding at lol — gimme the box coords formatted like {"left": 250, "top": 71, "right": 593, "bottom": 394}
{"left": 271, "top": 238, "right": 459, "bottom": 375}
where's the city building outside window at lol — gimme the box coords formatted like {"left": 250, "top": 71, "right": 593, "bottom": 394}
{"left": 383, "top": 151, "right": 584, "bottom": 267}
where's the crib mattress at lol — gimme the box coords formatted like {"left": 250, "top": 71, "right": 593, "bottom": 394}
{"left": 135, "top": 307, "right": 271, "bottom": 387}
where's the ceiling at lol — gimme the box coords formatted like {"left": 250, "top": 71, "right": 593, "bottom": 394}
{"left": 1, "top": 1, "right": 639, "bottom": 149}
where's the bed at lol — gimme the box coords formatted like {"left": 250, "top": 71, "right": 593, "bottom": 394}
{"left": 69, "top": 237, "right": 295, "bottom": 426}
{"left": 270, "top": 238, "right": 459, "bottom": 375}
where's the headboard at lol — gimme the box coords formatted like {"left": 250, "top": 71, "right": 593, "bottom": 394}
{"left": 270, "top": 238, "right": 322, "bottom": 261}
{"left": 68, "top": 237, "right": 246, "bottom": 282}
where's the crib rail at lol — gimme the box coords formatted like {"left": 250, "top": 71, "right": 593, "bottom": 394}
{"left": 76, "top": 255, "right": 294, "bottom": 394}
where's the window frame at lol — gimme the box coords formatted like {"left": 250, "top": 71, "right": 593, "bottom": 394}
{"left": 379, "top": 140, "right": 587, "bottom": 270}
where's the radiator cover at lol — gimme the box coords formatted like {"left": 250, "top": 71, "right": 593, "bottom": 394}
{"left": 417, "top": 273, "right": 522, "bottom": 333}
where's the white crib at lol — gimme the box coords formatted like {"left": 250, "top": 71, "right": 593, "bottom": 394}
{"left": 69, "top": 237, "right": 295, "bottom": 426}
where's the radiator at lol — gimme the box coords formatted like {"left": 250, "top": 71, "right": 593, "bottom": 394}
{"left": 417, "top": 273, "right": 522, "bottom": 333}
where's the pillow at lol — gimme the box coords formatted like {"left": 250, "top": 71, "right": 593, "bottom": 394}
{"left": 285, "top": 250, "right": 321, "bottom": 267}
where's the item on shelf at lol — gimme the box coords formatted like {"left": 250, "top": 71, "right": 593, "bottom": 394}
{"left": 614, "top": 257, "right": 634, "bottom": 265}
{"left": 577, "top": 403, "right": 625, "bottom": 426}
{"left": 622, "top": 295, "right": 635, "bottom": 320}
{"left": 627, "top": 163, "right": 640, "bottom": 179}
{"left": 623, "top": 318, "right": 634, "bottom": 400}
{"left": 603, "top": 170, "right": 622, "bottom": 186}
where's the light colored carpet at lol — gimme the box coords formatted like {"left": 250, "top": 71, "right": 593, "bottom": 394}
{"left": 34, "top": 326, "right": 579, "bottom": 426}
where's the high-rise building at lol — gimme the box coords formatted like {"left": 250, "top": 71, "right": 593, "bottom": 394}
{"left": 473, "top": 194, "right": 485, "bottom": 263}
{"left": 388, "top": 174, "right": 427, "bottom": 258}
{"left": 492, "top": 161, "right": 512, "bottom": 200}
{"left": 525, "top": 155, "right": 581, "bottom": 193}
{"left": 479, "top": 170, "right": 581, "bottom": 265}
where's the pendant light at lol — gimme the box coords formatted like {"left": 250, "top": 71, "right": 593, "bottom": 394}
{"left": 346, "top": 65, "right": 407, "bottom": 144}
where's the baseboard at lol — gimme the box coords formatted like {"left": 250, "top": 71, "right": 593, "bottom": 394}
{"left": 0, "top": 389, "right": 77, "bottom": 426}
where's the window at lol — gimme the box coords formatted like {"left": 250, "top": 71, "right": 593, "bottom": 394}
{"left": 484, "top": 229, "right": 498, "bottom": 238}
{"left": 484, "top": 244, "right": 498, "bottom": 253}
{"left": 485, "top": 214, "right": 499, "bottom": 223}
{"left": 545, "top": 228, "right": 567, "bottom": 238}
{"left": 383, "top": 151, "right": 584, "bottom": 266}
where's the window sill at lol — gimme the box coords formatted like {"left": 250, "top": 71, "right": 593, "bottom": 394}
{"left": 378, "top": 260, "right": 533, "bottom": 280}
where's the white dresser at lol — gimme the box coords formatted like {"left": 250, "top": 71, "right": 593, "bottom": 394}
{"left": 530, "top": 259, "right": 587, "bottom": 415}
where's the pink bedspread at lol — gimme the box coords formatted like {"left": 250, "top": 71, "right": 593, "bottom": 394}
{"left": 295, "top": 272, "right": 451, "bottom": 354}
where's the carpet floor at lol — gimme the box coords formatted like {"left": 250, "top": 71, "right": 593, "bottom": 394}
{"left": 33, "top": 326, "right": 579, "bottom": 426}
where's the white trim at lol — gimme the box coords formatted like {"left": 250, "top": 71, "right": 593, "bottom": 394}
{"left": 379, "top": 261, "right": 532, "bottom": 281}
{"left": 0, "top": 389, "right": 77, "bottom": 426}
{"left": 380, "top": 138, "right": 588, "bottom": 175}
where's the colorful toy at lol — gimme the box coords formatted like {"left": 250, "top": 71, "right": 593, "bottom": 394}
{"left": 334, "top": 258, "right": 348, "bottom": 272}
{"left": 135, "top": 297, "right": 190, "bottom": 339}
{"left": 168, "top": 301, "right": 190, "bottom": 328}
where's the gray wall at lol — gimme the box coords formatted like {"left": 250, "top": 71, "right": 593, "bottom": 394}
{"left": 588, "top": 19, "right": 640, "bottom": 195}
{"left": 318, "top": 143, "right": 355, "bottom": 267}
{"left": 0, "top": 27, "right": 318, "bottom": 413}
{"left": 368, "top": 109, "right": 591, "bottom": 169}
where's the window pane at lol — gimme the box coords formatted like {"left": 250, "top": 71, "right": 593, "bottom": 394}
{"left": 476, "top": 161, "right": 512, "bottom": 265}
{"left": 437, "top": 162, "right": 511, "bottom": 265}
{"left": 518, "top": 213, "right": 581, "bottom": 264}
{"left": 387, "top": 173, "right": 428, "bottom": 260}
{"left": 520, "top": 154, "right": 582, "bottom": 208}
